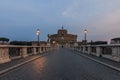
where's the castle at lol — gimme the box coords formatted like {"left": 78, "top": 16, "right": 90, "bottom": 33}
{"left": 48, "top": 27, "right": 77, "bottom": 46}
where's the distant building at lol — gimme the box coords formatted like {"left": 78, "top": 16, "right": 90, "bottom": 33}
{"left": 110, "top": 37, "right": 120, "bottom": 44}
{"left": 48, "top": 27, "right": 77, "bottom": 45}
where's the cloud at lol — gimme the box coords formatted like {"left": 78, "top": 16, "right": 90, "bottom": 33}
{"left": 91, "top": 10, "right": 120, "bottom": 31}
{"left": 1, "top": 0, "right": 120, "bottom": 41}
{"left": 61, "top": 0, "right": 120, "bottom": 41}
{"left": 87, "top": 9, "right": 120, "bottom": 41}
{"left": 103, "top": 10, "right": 120, "bottom": 26}
{"left": 61, "top": 0, "right": 81, "bottom": 19}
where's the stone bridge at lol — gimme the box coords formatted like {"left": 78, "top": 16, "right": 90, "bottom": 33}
{"left": 0, "top": 47, "right": 120, "bottom": 80}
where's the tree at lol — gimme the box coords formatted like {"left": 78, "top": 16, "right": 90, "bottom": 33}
{"left": 10, "top": 41, "right": 32, "bottom": 46}
{"left": 0, "top": 37, "right": 9, "bottom": 42}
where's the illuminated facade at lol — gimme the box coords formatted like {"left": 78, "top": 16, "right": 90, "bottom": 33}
{"left": 48, "top": 27, "right": 77, "bottom": 45}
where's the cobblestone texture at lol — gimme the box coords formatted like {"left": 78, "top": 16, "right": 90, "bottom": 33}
{"left": 0, "top": 48, "right": 120, "bottom": 80}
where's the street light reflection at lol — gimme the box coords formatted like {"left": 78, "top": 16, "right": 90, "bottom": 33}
{"left": 31, "top": 57, "right": 47, "bottom": 73}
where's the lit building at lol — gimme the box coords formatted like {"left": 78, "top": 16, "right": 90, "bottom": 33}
{"left": 110, "top": 37, "right": 120, "bottom": 44}
{"left": 48, "top": 27, "right": 77, "bottom": 46}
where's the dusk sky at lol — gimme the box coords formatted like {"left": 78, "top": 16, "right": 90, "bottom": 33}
{"left": 0, "top": 0, "right": 120, "bottom": 43}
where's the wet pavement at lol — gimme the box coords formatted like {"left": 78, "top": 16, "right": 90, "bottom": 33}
{"left": 0, "top": 53, "right": 46, "bottom": 71}
{"left": 0, "top": 48, "right": 120, "bottom": 80}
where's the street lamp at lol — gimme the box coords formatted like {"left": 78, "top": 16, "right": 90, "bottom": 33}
{"left": 84, "top": 29, "right": 87, "bottom": 45}
{"left": 36, "top": 29, "right": 40, "bottom": 46}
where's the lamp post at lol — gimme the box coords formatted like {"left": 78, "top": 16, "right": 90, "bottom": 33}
{"left": 84, "top": 29, "right": 87, "bottom": 45}
{"left": 36, "top": 29, "right": 40, "bottom": 46}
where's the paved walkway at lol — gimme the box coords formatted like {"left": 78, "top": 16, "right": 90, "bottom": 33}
{"left": 73, "top": 49, "right": 120, "bottom": 69}
{"left": 0, "top": 54, "right": 41, "bottom": 71}
{"left": 0, "top": 48, "right": 120, "bottom": 80}
{"left": 0, "top": 52, "right": 51, "bottom": 75}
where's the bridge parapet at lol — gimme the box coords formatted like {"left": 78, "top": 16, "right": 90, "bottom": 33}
{"left": 0, "top": 45, "right": 51, "bottom": 64}
{"left": 74, "top": 44, "right": 120, "bottom": 62}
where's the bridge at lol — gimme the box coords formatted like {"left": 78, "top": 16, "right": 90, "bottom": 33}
{"left": 0, "top": 44, "right": 120, "bottom": 80}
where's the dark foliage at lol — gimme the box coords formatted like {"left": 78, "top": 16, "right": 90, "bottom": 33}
{"left": 10, "top": 41, "right": 32, "bottom": 46}
{"left": 0, "top": 37, "right": 9, "bottom": 42}
{"left": 91, "top": 41, "right": 107, "bottom": 45}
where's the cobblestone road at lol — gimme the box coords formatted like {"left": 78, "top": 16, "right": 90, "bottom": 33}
{"left": 0, "top": 48, "right": 120, "bottom": 80}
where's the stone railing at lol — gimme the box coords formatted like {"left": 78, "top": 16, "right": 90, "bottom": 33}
{"left": 74, "top": 44, "right": 120, "bottom": 62}
{"left": 0, "top": 45, "right": 51, "bottom": 64}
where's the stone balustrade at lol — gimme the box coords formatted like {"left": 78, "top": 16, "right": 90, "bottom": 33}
{"left": 74, "top": 44, "right": 120, "bottom": 62}
{"left": 0, "top": 45, "right": 51, "bottom": 64}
